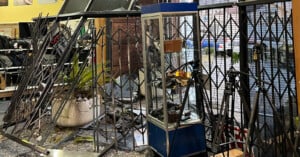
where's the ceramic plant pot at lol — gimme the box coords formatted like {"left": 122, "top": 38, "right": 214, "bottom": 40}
{"left": 52, "top": 97, "right": 101, "bottom": 127}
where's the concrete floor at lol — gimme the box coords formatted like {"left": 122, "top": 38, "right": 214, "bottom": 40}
{"left": 0, "top": 100, "right": 148, "bottom": 157}
{"left": 0, "top": 100, "right": 9, "bottom": 126}
{"left": 0, "top": 100, "right": 100, "bottom": 157}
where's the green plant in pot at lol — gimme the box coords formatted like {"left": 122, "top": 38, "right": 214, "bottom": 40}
{"left": 64, "top": 51, "right": 110, "bottom": 98}
{"left": 69, "top": 53, "right": 95, "bottom": 98}
{"left": 52, "top": 53, "right": 108, "bottom": 127}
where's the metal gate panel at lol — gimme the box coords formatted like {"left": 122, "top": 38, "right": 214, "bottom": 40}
{"left": 198, "top": 1, "right": 296, "bottom": 156}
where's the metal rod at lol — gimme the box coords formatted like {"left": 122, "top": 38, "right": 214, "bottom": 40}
{"left": 0, "top": 128, "right": 49, "bottom": 155}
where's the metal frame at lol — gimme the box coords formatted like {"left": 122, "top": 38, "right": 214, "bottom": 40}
{"left": 198, "top": 0, "right": 296, "bottom": 156}
{"left": 0, "top": 0, "right": 297, "bottom": 157}
{"left": 141, "top": 3, "right": 207, "bottom": 157}
{"left": 1, "top": 0, "right": 145, "bottom": 156}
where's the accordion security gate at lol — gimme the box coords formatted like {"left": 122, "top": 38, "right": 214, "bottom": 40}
{"left": 198, "top": 0, "right": 297, "bottom": 156}
{"left": 0, "top": 0, "right": 298, "bottom": 156}
{"left": 0, "top": 1, "right": 147, "bottom": 156}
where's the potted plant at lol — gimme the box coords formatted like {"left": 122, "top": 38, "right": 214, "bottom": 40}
{"left": 51, "top": 53, "right": 106, "bottom": 127}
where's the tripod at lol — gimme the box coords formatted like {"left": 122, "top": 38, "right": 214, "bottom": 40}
{"left": 244, "top": 44, "right": 298, "bottom": 157}
{"left": 167, "top": 60, "right": 209, "bottom": 125}
{"left": 167, "top": 60, "right": 211, "bottom": 157}
{"left": 211, "top": 44, "right": 298, "bottom": 156}
{"left": 211, "top": 66, "right": 240, "bottom": 153}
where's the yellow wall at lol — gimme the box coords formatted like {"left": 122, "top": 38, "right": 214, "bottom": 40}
{"left": 293, "top": 0, "right": 300, "bottom": 114}
{"left": 0, "top": 0, "right": 64, "bottom": 23}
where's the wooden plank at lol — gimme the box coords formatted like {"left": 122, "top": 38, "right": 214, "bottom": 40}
{"left": 212, "top": 149, "right": 243, "bottom": 157}
{"left": 0, "top": 86, "right": 16, "bottom": 98}
{"left": 0, "top": 84, "right": 67, "bottom": 98}
{"left": 293, "top": 0, "right": 300, "bottom": 114}
{"left": 0, "top": 23, "right": 18, "bottom": 38}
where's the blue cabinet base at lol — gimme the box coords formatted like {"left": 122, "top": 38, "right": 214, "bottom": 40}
{"left": 148, "top": 122, "right": 207, "bottom": 157}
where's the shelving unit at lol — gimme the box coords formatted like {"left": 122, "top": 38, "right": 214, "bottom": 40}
{"left": 0, "top": 46, "right": 89, "bottom": 98}
{"left": 141, "top": 3, "right": 206, "bottom": 157}
{"left": 0, "top": 48, "right": 29, "bottom": 97}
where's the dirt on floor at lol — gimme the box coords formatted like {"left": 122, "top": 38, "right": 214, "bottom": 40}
{"left": 0, "top": 133, "right": 153, "bottom": 157}
{"left": 0, "top": 115, "right": 152, "bottom": 157}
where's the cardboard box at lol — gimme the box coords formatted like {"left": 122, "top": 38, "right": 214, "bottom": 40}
{"left": 164, "top": 39, "right": 182, "bottom": 53}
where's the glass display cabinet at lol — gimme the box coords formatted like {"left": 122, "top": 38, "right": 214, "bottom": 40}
{"left": 141, "top": 3, "right": 206, "bottom": 157}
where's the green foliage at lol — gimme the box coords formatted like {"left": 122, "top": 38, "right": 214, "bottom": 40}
{"left": 202, "top": 47, "right": 215, "bottom": 54}
{"left": 67, "top": 53, "right": 109, "bottom": 97}
{"left": 69, "top": 53, "right": 94, "bottom": 89}
{"left": 232, "top": 52, "right": 239, "bottom": 64}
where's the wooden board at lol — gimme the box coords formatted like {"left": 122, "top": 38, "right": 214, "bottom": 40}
{"left": 0, "top": 86, "right": 16, "bottom": 98}
{"left": 292, "top": 0, "right": 300, "bottom": 114}
{"left": 0, "top": 74, "right": 6, "bottom": 90}
{"left": 0, "top": 23, "right": 18, "bottom": 38}
{"left": 212, "top": 149, "right": 243, "bottom": 157}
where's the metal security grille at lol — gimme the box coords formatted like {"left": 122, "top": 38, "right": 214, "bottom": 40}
{"left": 93, "top": 17, "right": 145, "bottom": 153}
{"left": 198, "top": 4, "right": 244, "bottom": 153}
{"left": 0, "top": 0, "right": 146, "bottom": 156}
{"left": 198, "top": 0, "right": 296, "bottom": 156}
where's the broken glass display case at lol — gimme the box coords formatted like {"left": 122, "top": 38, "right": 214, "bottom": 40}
{"left": 141, "top": 3, "right": 206, "bottom": 157}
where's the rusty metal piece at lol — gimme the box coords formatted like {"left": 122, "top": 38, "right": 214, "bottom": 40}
{"left": 0, "top": 128, "right": 49, "bottom": 155}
